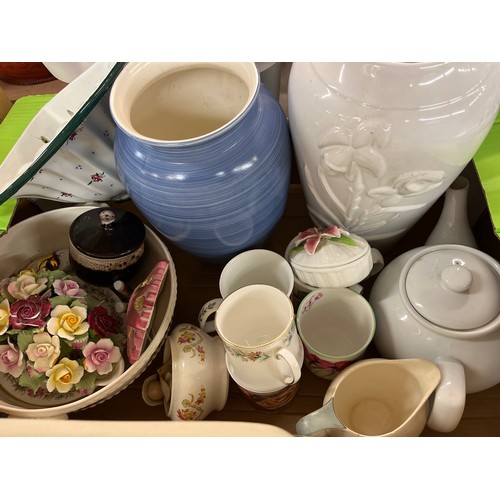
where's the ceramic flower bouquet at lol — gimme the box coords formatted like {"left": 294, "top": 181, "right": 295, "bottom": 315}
{"left": 0, "top": 267, "right": 125, "bottom": 398}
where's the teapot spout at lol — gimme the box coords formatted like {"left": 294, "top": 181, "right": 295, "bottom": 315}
{"left": 296, "top": 398, "right": 345, "bottom": 436}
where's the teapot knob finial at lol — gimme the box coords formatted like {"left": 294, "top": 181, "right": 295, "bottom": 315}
{"left": 441, "top": 265, "right": 472, "bottom": 293}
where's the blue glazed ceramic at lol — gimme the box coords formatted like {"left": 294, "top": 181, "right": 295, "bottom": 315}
{"left": 109, "top": 62, "right": 291, "bottom": 262}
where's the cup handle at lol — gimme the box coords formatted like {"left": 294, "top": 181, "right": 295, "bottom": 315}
{"left": 277, "top": 348, "right": 302, "bottom": 385}
{"left": 198, "top": 298, "right": 223, "bottom": 333}
{"left": 368, "top": 248, "right": 384, "bottom": 277}
{"left": 426, "top": 356, "right": 466, "bottom": 433}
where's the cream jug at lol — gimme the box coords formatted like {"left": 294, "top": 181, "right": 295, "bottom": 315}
{"left": 295, "top": 358, "right": 441, "bottom": 437}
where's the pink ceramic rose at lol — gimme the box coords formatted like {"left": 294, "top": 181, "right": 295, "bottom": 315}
{"left": 52, "top": 279, "right": 87, "bottom": 298}
{"left": 9, "top": 294, "right": 51, "bottom": 329}
{"left": 0, "top": 340, "right": 25, "bottom": 378}
{"left": 83, "top": 338, "right": 121, "bottom": 375}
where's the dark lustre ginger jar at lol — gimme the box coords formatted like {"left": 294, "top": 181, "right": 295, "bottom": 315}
{"left": 69, "top": 207, "right": 146, "bottom": 286}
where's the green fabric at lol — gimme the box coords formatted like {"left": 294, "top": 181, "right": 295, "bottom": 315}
{"left": 474, "top": 111, "right": 500, "bottom": 239}
{"left": 0, "top": 94, "right": 55, "bottom": 233}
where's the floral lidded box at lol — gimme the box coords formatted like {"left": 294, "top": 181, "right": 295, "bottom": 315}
{"left": 286, "top": 226, "right": 384, "bottom": 289}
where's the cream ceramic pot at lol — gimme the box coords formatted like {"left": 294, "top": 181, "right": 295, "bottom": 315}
{"left": 369, "top": 244, "right": 500, "bottom": 433}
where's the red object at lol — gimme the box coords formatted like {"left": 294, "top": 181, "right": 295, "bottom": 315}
{"left": 0, "top": 63, "right": 56, "bottom": 85}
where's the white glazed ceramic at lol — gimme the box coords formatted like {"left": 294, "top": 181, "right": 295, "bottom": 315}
{"left": 211, "top": 284, "right": 304, "bottom": 394}
{"left": 295, "top": 358, "right": 441, "bottom": 437}
{"left": 0, "top": 206, "right": 177, "bottom": 418}
{"left": 288, "top": 62, "right": 500, "bottom": 251}
{"left": 142, "top": 323, "right": 228, "bottom": 421}
{"left": 286, "top": 230, "right": 384, "bottom": 289}
{"left": 296, "top": 288, "right": 376, "bottom": 380}
{"left": 369, "top": 244, "right": 500, "bottom": 433}
{"left": 0, "top": 62, "right": 128, "bottom": 204}
{"left": 425, "top": 176, "right": 478, "bottom": 248}
{"left": 198, "top": 248, "right": 294, "bottom": 332}
{"left": 43, "top": 62, "right": 95, "bottom": 83}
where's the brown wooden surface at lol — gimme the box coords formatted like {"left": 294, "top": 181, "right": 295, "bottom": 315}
{"left": 2, "top": 64, "right": 500, "bottom": 437}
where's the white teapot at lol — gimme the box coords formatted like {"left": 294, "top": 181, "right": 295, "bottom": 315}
{"left": 369, "top": 243, "right": 500, "bottom": 433}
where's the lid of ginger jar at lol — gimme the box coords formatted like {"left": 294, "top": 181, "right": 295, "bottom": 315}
{"left": 404, "top": 245, "right": 500, "bottom": 331}
{"left": 287, "top": 226, "right": 374, "bottom": 288}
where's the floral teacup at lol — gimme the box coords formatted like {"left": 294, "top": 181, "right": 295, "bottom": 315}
{"left": 296, "top": 287, "right": 375, "bottom": 380}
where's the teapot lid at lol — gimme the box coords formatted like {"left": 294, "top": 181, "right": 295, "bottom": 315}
{"left": 405, "top": 246, "right": 500, "bottom": 330}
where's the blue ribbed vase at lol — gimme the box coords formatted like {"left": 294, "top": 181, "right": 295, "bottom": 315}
{"left": 109, "top": 62, "right": 291, "bottom": 262}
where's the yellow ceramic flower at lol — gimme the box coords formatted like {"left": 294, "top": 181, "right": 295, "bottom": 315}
{"left": 45, "top": 357, "right": 84, "bottom": 393}
{"left": 47, "top": 304, "right": 89, "bottom": 341}
{"left": 26, "top": 332, "right": 61, "bottom": 373}
{"left": 0, "top": 298, "right": 10, "bottom": 335}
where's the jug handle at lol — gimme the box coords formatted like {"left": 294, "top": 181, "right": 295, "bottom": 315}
{"left": 426, "top": 356, "right": 466, "bottom": 433}
{"left": 295, "top": 398, "right": 345, "bottom": 436}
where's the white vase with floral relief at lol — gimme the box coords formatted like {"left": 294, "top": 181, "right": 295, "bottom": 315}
{"left": 287, "top": 62, "right": 500, "bottom": 251}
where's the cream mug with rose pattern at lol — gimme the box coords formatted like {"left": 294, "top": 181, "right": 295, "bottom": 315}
{"left": 200, "top": 283, "right": 304, "bottom": 395}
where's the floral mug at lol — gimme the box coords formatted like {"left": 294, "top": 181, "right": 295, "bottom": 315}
{"left": 201, "top": 283, "right": 304, "bottom": 395}
{"left": 296, "top": 287, "right": 375, "bottom": 380}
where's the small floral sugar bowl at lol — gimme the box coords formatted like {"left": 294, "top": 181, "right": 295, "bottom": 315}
{"left": 286, "top": 226, "right": 384, "bottom": 289}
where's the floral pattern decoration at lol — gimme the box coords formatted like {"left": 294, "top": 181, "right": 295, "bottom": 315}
{"left": 0, "top": 267, "right": 125, "bottom": 396}
{"left": 176, "top": 386, "right": 206, "bottom": 420}
{"left": 176, "top": 324, "right": 206, "bottom": 362}
{"left": 225, "top": 345, "right": 270, "bottom": 362}
{"left": 289, "top": 225, "right": 355, "bottom": 255}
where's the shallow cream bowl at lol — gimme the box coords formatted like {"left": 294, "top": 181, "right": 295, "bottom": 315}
{"left": 0, "top": 205, "right": 177, "bottom": 418}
